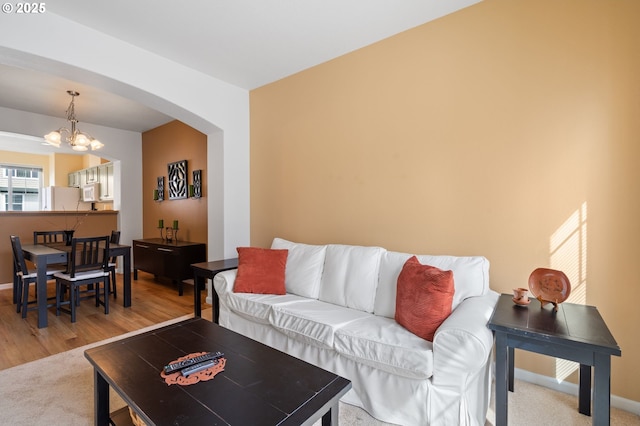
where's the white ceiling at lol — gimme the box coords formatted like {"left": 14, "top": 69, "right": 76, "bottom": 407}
{"left": 0, "top": 0, "right": 480, "bottom": 133}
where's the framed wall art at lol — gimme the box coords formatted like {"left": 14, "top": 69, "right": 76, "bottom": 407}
{"left": 155, "top": 176, "right": 164, "bottom": 201}
{"left": 192, "top": 169, "right": 202, "bottom": 198}
{"left": 168, "top": 160, "right": 188, "bottom": 200}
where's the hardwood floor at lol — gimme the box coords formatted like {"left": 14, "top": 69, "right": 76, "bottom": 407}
{"left": 0, "top": 271, "right": 213, "bottom": 371}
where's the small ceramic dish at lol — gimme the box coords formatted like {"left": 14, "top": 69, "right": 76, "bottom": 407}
{"left": 528, "top": 268, "right": 571, "bottom": 304}
{"left": 512, "top": 297, "right": 531, "bottom": 306}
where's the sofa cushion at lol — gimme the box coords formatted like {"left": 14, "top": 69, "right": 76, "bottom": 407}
{"left": 334, "top": 315, "right": 434, "bottom": 379}
{"left": 318, "top": 244, "right": 384, "bottom": 313}
{"left": 269, "top": 300, "right": 371, "bottom": 349}
{"left": 233, "top": 247, "right": 288, "bottom": 294}
{"left": 395, "top": 256, "right": 454, "bottom": 342}
{"left": 271, "top": 238, "right": 327, "bottom": 299}
{"left": 226, "top": 292, "right": 312, "bottom": 324}
{"left": 375, "top": 251, "right": 490, "bottom": 318}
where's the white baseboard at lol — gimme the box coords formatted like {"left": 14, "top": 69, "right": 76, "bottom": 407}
{"left": 0, "top": 282, "right": 12, "bottom": 291}
{"left": 514, "top": 367, "right": 640, "bottom": 416}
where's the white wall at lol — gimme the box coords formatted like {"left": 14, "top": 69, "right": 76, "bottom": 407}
{"left": 0, "top": 11, "right": 250, "bottom": 258}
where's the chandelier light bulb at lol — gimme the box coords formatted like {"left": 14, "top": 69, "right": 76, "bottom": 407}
{"left": 74, "top": 132, "right": 90, "bottom": 146}
{"left": 44, "top": 130, "right": 62, "bottom": 146}
{"left": 90, "top": 139, "right": 104, "bottom": 150}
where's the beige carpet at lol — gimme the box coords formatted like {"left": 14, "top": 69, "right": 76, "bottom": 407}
{"left": 0, "top": 318, "right": 638, "bottom": 425}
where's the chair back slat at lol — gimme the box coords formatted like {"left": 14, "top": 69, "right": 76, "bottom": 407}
{"left": 109, "top": 231, "right": 121, "bottom": 262}
{"left": 68, "top": 236, "right": 110, "bottom": 278}
{"left": 9, "top": 235, "right": 29, "bottom": 276}
{"left": 110, "top": 231, "right": 121, "bottom": 245}
{"left": 34, "top": 230, "right": 67, "bottom": 244}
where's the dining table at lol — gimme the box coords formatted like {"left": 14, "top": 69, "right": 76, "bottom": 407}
{"left": 19, "top": 241, "right": 132, "bottom": 328}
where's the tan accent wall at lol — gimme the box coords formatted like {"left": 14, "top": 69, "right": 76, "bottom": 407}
{"left": 250, "top": 0, "right": 640, "bottom": 401}
{"left": 1, "top": 150, "right": 51, "bottom": 186}
{"left": 52, "top": 153, "right": 85, "bottom": 187}
{"left": 142, "top": 120, "right": 208, "bottom": 247}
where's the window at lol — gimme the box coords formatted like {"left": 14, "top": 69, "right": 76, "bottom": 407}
{"left": 0, "top": 165, "right": 43, "bottom": 211}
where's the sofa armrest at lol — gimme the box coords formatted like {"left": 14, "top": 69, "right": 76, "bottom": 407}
{"left": 432, "top": 290, "right": 499, "bottom": 388}
{"left": 213, "top": 269, "right": 238, "bottom": 297}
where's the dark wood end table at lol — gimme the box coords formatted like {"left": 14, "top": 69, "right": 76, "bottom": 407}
{"left": 191, "top": 258, "right": 238, "bottom": 323}
{"left": 488, "top": 294, "right": 621, "bottom": 426}
{"left": 85, "top": 317, "right": 351, "bottom": 426}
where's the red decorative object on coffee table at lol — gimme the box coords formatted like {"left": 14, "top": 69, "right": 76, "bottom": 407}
{"left": 160, "top": 352, "right": 226, "bottom": 386}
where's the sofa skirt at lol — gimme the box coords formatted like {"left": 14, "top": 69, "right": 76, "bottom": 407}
{"left": 219, "top": 308, "right": 490, "bottom": 426}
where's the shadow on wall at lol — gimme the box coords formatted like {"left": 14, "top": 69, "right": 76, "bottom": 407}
{"left": 550, "top": 201, "right": 587, "bottom": 382}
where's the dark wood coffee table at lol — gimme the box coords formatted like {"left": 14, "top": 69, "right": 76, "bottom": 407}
{"left": 85, "top": 318, "right": 351, "bottom": 426}
{"left": 488, "top": 294, "right": 621, "bottom": 426}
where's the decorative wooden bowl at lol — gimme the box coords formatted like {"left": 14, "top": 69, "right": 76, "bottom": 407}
{"left": 528, "top": 268, "right": 571, "bottom": 312}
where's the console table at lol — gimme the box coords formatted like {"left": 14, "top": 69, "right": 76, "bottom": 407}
{"left": 488, "top": 294, "right": 621, "bottom": 426}
{"left": 133, "top": 238, "right": 206, "bottom": 295}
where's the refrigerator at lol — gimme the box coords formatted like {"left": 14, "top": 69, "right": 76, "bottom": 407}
{"left": 42, "top": 186, "right": 92, "bottom": 211}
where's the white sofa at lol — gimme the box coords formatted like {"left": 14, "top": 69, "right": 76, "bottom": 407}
{"left": 213, "top": 238, "right": 499, "bottom": 426}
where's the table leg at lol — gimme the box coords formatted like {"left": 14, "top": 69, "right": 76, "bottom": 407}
{"left": 94, "top": 368, "right": 110, "bottom": 426}
{"left": 213, "top": 289, "right": 220, "bottom": 324}
{"left": 13, "top": 261, "right": 19, "bottom": 304}
{"left": 123, "top": 251, "right": 131, "bottom": 307}
{"left": 495, "top": 332, "right": 508, "bottom": 426}
{"left": 193, "top": 273, "right": 204, "bottom": 317}
{"left": 579, "top": 364, "right": 592, "bottom": 416}
{"left": 36, "top": 261, "right": 48, "bottom": 328}
{"left": 321, "top": 402, "right": 339, "bottom": 426}
{"left": 593, "top": 353, "right": 612, "bottom": 425}
{"left": 508, "top": 346, "right": 515, "bottom": 392}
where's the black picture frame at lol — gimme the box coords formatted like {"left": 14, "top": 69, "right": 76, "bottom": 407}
{"left": 156, "top": 176, "right": 164, "bottom": 201}
{"left": 193, "top": 169, "right": 202, "bottom": 198}
{"left": 168, "top": 160, "right": 187, "bottom": 200}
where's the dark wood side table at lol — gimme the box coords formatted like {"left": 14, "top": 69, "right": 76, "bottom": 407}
{"left": 192, "top": 258, "right": 238, "bottom": 323}
{"left": 133, "top": 238, "right": 206, "bottom": 295}
{"left": 488, "top": 294, "right": 621, "bottom": 426}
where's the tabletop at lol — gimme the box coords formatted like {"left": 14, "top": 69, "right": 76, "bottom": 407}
{"left": 85, "top": 318, "right": 351, "bottom": 425}
{"left": 488, "top": 294, "right": 620, "bottom": 355}
{"left": 191, "top": 258, "right": 239, "bottom": 274}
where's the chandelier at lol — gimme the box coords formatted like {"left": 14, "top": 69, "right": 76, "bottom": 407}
{"left": 44, "top": 90, "right": 104, "bottom": 151}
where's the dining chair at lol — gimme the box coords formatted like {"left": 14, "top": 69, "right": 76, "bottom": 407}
{"left": 33, "top": 230, "right": 67, "bottom": 244}
{"left": 54, "top": 236, "right": 111, "bottom": 323}
{"left": 108, "top": 230, "right": 121, "bottom": 298}
{"left": 10, "top": 235, "right": 65, "bottom": 319}
{"left": 33, "top": 230, "right": 70, "bottom": 271}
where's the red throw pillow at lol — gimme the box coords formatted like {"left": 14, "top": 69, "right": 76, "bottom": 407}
{"left": 233, "top": 247, "right": 288, "bottom": 294}
{"left": 395, "top": 256, "right": 455, "bottom": 341}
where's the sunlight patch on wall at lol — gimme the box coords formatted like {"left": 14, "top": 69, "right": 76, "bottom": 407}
{"left": 550, "top": 202, "right": 587, "bottom": 382}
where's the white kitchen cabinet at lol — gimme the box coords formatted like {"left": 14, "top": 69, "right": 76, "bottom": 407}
{"left": 67, "top": 171, "right": 81, "bottom": 187}
{"left": 98, "top": 163, "right": 114, "bottom": 200}
{"left": 68, "top": 162, "right": 114, "bottom": 201}
{"left": 85, "top": 166, "right": 98, "bottom": 183}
